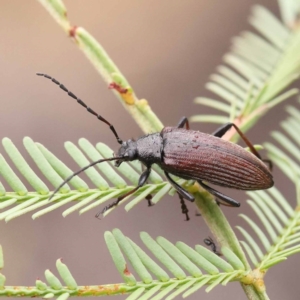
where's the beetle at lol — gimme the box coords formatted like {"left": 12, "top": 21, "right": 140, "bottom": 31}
{"left": 37, "top": 73, "right": 274, "bottom": 217}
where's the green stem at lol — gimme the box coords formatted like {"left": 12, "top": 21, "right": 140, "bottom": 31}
{"left": 0, "top": 284, "right": 133, "bottom": 297}
{"left": 194, "top": 190, "right": 269, "bottom": 300}
{"left": 194, "top": 191, "right": 249, "bottom": 267}
{"left": 241, "top": 285, "right": 269, "bottom": 300}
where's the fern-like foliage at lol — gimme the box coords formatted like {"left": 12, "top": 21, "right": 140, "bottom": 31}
{"left": 1, "top": 1, "right": 300, "bottom": 299}
{"left": 237, "top": 103, "right": 300, "bottom": 271}
{"left": 0, "top": 230, "right": 248, "bottom": 299}
{"left": 191, "top": 5, "right": 300, "bottom": 137}
{"left": 1, "top": 172, "right": 300, "bottom": 299}
{"left": 265, "top": 101, "right": 300, "bottom": 195}
{"left": 1, "top": 3, "right": 300, "bottom": 222}
{"left": 104, "top": 229, "right": 250, "bottom": 299}
{"left": 1, "top": 244, "right": 136, "bottom": 298}
{"left": 238, "top": 187, "right": 300, "bottom": 270}
{"left": 0, "top": 137, "right": 181, "bottom": 221}
{"left": 1, "top": 174, "right": 300, "bottom": 299}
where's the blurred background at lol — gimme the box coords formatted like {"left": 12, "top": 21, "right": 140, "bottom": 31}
{"left": 0, "top": 0, "right": 298, "bottom": 299}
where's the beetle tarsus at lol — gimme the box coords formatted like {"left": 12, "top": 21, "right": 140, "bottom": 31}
{"left": 95, "top": 211, "right": 102, "bottom": 220}
{"left": 179, "top": 194, "right": 190, "bottom": 221}
{"left": 145, "top": 194, "right": 154, "bottom": 206}
{"left": 100, "top": 198, "right": 120, "bottom": 216}
{"left": 177, "top": 116, "right": 190, "bottom": 129}
{"left": 262, "top": 159, "right": 273, "bottom": 171}
{"left": 204, "top": 237, "right": 222, "bottom": 256}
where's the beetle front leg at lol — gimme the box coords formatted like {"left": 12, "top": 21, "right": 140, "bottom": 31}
{"left": 177, "top": 116, "right": 190, "bottom": 129}
{"left": 97, "top": 166, "right": 151, "bottom": 217}
{"left": 198, "top": 181, "right": 240, "bottom": 207}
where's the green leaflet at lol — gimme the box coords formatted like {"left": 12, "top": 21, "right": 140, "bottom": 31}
{"left": 0, "top": 138, "right": 180, "bottom": 221}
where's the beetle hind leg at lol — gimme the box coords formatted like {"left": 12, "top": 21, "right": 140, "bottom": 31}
{"left": 212, "top": 123, "right": 261, "bottom": 159}
{"left": 178, "top": 193, "right": 190, "bottom": 221}
{"left": 262, "top": 159, "right": 273, "bottom": 171}
{"left": 212, "top": 122, "right": 273, "bottom": 171}
{"left": 177, "top": 117, "right": 190, "bottom": 129}
{"left": 198, "top": 181, "right": 240, "bottom": 207}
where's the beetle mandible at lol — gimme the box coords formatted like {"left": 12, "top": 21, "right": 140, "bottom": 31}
{"left": 37, "top": 73, "right": 274, "bottom": 216}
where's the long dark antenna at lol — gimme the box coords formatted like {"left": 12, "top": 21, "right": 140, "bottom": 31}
{"left": 36, "top": 73, "right": 123, "bottom": 144}
{"left": 49, "top": 156, "right": 123, "bottom": 201}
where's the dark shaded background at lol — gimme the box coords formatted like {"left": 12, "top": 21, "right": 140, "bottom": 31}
{"left": 0, "top": 1, "right": 298, "bottom": 299}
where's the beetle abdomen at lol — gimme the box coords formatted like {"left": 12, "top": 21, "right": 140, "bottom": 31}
{"left": 160, "top": 127, "right": 273, "bottom": 190}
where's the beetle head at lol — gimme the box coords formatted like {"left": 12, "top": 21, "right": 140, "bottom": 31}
{"left": 115, "top": 139, "right": 137, "bottom": 167}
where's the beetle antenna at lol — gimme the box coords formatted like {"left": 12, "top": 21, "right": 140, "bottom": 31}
{"left": 36, "top": 73, "right": 123, "bottom": 145}
{"left": 49, "top": 156, "right": 123, "bottom": 201}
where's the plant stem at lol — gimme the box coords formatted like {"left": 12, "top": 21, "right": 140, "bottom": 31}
{"left": 37, "top": 0, "right": 164, "bottom": 134}
{"left": 194, "top": 189, "right": 270, "bottom": 300}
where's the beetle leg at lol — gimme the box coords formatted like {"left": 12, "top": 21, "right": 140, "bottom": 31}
{"left": 164, "top": 171, "right": 195, "bottom": 202}
{"left": 178, "top": 193, "right": 190, "bottom": 221}
{"left": 97, "top": 166, "right": 151, "bottom": 217}
{"left": 141, "top": 164, "right": 154, "bottom": 206}
{"left": 262, "top": 159, "right": 273, "bottom": 171}
{"left": 204, "top": 237, "right": 222, "bottom": 256}
{"left": 212, "top": 123, "right": 262, "bottom": 159}
{"left": 198, "top": 180, "right": 240, "bottom": 207}
{"left": 213, "top": 123, "right": 273, "bottom": 171}
{"left": 145, "top": 194, "right": 154, "bottom": 206}
{"left": 177, "top": 116, "right": 190, "bottom": 129}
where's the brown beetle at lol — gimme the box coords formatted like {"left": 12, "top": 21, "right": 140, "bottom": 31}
{"left": 37, "top": 73, "right": 273, "bottom": 216}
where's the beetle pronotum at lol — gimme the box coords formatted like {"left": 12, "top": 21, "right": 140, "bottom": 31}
{"left": 37, "top": 73, "right": 273, "bottom": 218}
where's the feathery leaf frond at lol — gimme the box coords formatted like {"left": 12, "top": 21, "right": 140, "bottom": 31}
{"left": 2, "top": 1, "right": 300, "bottom": 299}
{"left": 238, "top": 104, "right": 300, "bottom": 271}
{"left": 0, "top": 137, "right": 177, "bottom": 221}
{"left": 104, "top": 229, "right": 247, "bottom": 298}
{"left": 266, "top": 102, "right": 300, "bottom": 205}
{"left": 191, "top": 5, "right": 300, "bottom": 138}
{"left": 0, "top": 231, "right": 248, "bottom": 298}
{"left": 238, "top": 188, "right": 300, "bottom": 270}
{"left": 0, "top": 252, "right": 133, "bottom": 298}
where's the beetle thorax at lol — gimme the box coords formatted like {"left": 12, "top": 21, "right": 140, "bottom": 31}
{"left": 136, "top": 133, "right": 162, "bottom": 165}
